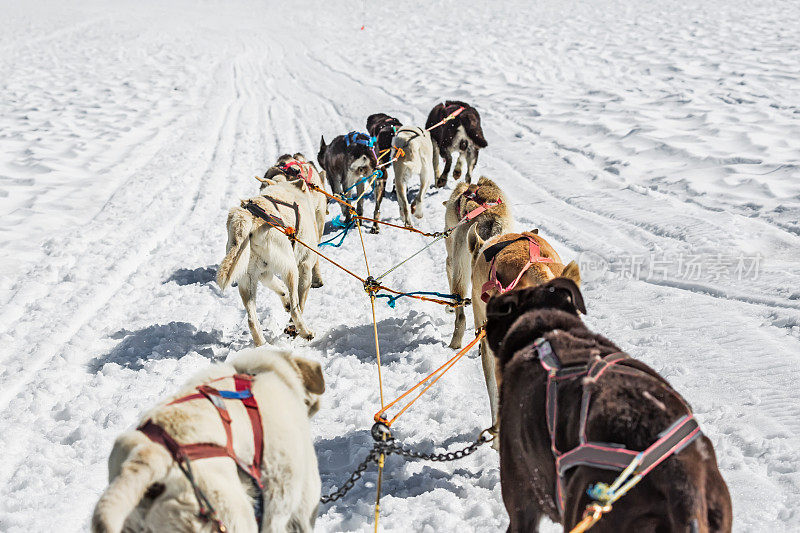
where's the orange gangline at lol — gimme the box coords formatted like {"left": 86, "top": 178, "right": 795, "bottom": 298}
{"left": 374, "top": 330, "right": 485, "bottom": 426}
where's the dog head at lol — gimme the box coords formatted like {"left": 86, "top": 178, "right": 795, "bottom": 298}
{"left": 485, "top": 277, "right": 587, "bottom": 357}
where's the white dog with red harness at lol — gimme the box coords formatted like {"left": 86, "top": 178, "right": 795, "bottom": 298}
{"left": 91, "top": 347, "right": 325, "bottom": 533}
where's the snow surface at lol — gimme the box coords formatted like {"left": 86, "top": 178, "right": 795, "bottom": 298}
{"left": 1, "top": 0, "right": 799, "bottom": 531}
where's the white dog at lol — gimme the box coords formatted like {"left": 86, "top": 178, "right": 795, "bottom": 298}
{"left": 91, "top": 347, "right": 325, "bottom": 533}
{"left": 257, "top": 153, "right": 328, "bottom": 289}
{"left": 217, "top": 177, "right": 322, "bottom": 344}
{"left": 391, "top": 126, "right": 435, "bottom": 227}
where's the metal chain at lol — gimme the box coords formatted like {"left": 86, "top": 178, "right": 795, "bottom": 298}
{"left": 319, "top": 448, "right": 380, "bottom": 504}
{"left": 378, "top": 430, "right": 492, "bottom": 462}
{"left": 319, "top": 427, "right": 494, "bottom": 504}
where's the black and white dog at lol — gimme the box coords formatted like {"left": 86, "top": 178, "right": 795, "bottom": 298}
{"left": 425, "top": 100, "right": 488, "bottom": 187}
{"left": 317, "top": 132, "right": 378, "bottom": 222}
{"left": 366, "top": 113, "right": 402, "bottom": 232}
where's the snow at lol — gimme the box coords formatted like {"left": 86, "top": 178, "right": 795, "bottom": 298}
{"left": 0, "top": 0, "right": 798, "bottom": 531}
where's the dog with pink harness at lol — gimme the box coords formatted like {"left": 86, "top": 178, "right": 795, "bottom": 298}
{"left": 469, "top": 230, "right": 581, "bottom": 436}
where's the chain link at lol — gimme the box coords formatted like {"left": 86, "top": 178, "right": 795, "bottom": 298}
{"left": 319, "top": 428, "right": 494, "bottom": 504}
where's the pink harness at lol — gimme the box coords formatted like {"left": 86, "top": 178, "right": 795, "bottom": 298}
{"left": 458, "top": 188, "right": 502, "bottom": 223}
{"left": 530, "top": 338, "right": 701, "bottom": 517}
{"left": 480, "top": 235, "right": 554, "bottom": 302}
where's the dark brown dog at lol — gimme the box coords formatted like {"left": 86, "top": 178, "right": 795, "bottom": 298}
{"left": 484, "top": 279, "right": 732, "bottom": 533}
{"left": 366, "top": 113, "right": 402, "bottom": 232}
{"left": 425, "top": 100, "right": 487, "bottom": 187}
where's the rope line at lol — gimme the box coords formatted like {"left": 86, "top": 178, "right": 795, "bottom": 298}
{"left": 374, "top": 330, "right": 485, "bottom": 427}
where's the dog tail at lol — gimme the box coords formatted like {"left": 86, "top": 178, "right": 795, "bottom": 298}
{"left": 217, "top": 207, "right": 253, "bottom": 290}
{"left": 91, "top": 436, "right": 172, "bottom": 533}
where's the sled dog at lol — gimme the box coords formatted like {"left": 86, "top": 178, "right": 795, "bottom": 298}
{"left": 484, "top": 280, "right": 733, "bottom": 533}
{"left": 471, "top": 230, "right": 580, "bottom": 428}
{"left": 217, "top": 178, "right": 322, "bottom": 344}
{"left": 317, "top": 133, "right": 377, "bottom": 223}
{"left": 391, "top": 126, "right": 435, "bottom": 228}
{"left": 91, "top": 347, "right": 325, "bottom": 533}
{"left": 425, "top": 100, "right": 487, "bottom": 187}
{"left": 366, "top": 113, "right": 402, "bottom": 232}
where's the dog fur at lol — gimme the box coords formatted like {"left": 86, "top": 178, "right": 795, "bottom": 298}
{"left": 217, "top": 178, "right": 322, "bottom": 344}
{"left": 366, "top": 114, "right": 402, "bottom": 232}
{"left": 259, "top": 153, "right": 328, "bottom": 288}
{"left": 91, "top": 347, "right": 326, "bottom": 533}
{"left": 484, "top": 280, "right": 733, "bottom": 533}
{"left": 425, "top": 100, "right": 488, "bottom": 187}
{"left": 445, "top": 177, "right": 512, "bottom": 351}
{"left": 391, "top": 126, "right": 435, "bottom": 227}
{"left": 317, "top": 134, "right": 377, "bottom": 223}
{"left": 470, "top": 230, "right": 581, "bottom": 428}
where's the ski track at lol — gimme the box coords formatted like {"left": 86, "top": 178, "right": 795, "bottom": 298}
{"left": 0, "top": 0, "right": 798, "bottom": 531}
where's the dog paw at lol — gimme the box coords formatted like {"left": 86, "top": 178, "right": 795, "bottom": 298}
{"left": 311, "top": 279, "right": 324, "bottom": 289}
{"left": 448, "top": 340, "right": 462, "bottom": 350}
{"left": 453, "top": 170, "right": 462, "bottom": 180}
{"left": 413, "top": 208, "right": 424, "bottom": 219}
{"left": 284, "top": 324, "right": 298, "bottom": 337}
{"left": 435, "top": 178, "right": 447, "bottom": 188}
{"left": 300, "top": 330, "right": 315, "bottom": 340}
{"left": 370, "top": 225, "right": 380, "bottom": 234}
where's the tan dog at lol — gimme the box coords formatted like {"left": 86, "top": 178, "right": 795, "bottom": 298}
{"left": 445, "top": 176, "right": 513, "bottom": 350}
{"left": 471, "top": 230, "right": 581, "bottom": 431}
{"left": 217, "top": 177, "right": 322, "bottom": 344}
{"left": 91, "top": 347, "right": 325, "bottom": 533}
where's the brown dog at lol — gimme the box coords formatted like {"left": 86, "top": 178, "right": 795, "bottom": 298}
{"left": 484, "top": 279, "right": 732, "bottom": 533}
{"left": 471, "top": 231, "right": 580, "bottom": 429}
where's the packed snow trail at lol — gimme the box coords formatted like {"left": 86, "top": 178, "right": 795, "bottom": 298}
{"left": 0, "top": 0, "right": 798, "bottom": 531}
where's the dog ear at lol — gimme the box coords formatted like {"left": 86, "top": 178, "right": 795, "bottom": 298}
{"left": 318, "top": 136, "right": 327, "bottom": 160}
{"left": 467, "top": 224, "right": 485, "bottom": 257}
{"left": 548, "top": 277, "right": 587, "bottom": 314}
{"left": 293, "top": 356, "right": 325, "bottom": 395}
{"left": 560, "top": 260, "right": 581, "bottom": 287}
{"left": 293, "top": 153, "right": 307, "bottom": 162}
{"left": 530, "top": 228, "right": 539, "bottom": 235}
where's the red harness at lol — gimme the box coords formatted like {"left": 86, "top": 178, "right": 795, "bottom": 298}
{"left": 531, "top": 338, "right": 701, "bottom": 517}
{"left": 480, "top": 235, "right": 554, "bottom": 302}
{"left": 138, "top": 374, "right": 265, "bottom": 527}
{"left": 278, "top": 159, "right": 314, "bottom": 186}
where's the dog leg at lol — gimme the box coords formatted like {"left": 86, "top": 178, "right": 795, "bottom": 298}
{"left": 356, "top": 182, "right": 365, "bottom": 219}
{"left": 285, "top": 264, "right": 314, "bottom": 340}
{"left": 448, "top": 253, "right": 470, "bottom": 349}
{"left": 239, "top": 276, "right": 267, "bottom": 346}
{"left": 412, "top": 159, "right": 433, "bottom": 219}
{"left": 432, "top": 141, "right": 442, "bottom": 186}
{"left": 466, "top": 145, "right": 479, "bottom": 184}
{"left": 480, "top": 339, "right": 500, "bottom": 433}
{"left": 311, "top": 260, "right": 324, "bottom": 289}
{"left": 371, "top": 177, "right": 387, "bottom": 233}
{"left": 262, "top": 273, "right": 291, "bottom": 312}
{"left": 395, "top": 167, "right": 413, "bottom": 227}
{"left": 437, "top": 150, "right": 453, "bottom": 188}
{"left": 453, "top": 151, "right": 467, "bottom": 181}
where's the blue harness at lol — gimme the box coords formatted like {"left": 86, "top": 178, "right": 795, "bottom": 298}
{"left": 345, "top": 131, "right": 376, "bottom": 148}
